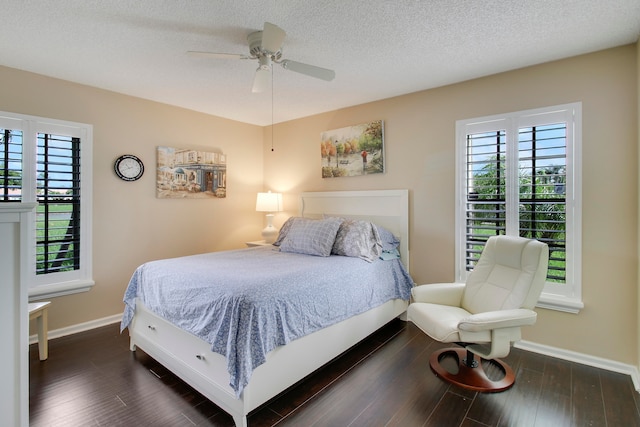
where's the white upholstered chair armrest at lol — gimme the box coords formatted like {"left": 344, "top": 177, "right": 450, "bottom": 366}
{"left": 458, "top": 308, "right": 537, "bottom": 332}
{"left": 411, "top": 283, "right": 465, "bottom": 306}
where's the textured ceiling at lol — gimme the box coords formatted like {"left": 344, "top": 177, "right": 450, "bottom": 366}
{"left": 2, "top": 1, "right": 639, "bottom": 126}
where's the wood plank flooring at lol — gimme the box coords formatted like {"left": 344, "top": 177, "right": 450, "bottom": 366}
{"left": 30, "top": 319, "right": 640, "bottom": 426}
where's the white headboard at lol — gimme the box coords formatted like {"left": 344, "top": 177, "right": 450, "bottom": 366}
{"left": 299, "top": 190, "right": 409, "bottom": 269}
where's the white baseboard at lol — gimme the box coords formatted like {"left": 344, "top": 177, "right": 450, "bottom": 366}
{"left": 516, "top": 340, "right": 640, "bottom": 392}
{"left": 29, "top": 312, "right": 123, "bottom": 345}
{"left": 32, "top": 314, "right": 640, "bottom": 394}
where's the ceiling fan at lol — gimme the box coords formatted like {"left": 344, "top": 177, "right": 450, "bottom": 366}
{"left": 188, "top": 22, "right": 336, "bottom": 93}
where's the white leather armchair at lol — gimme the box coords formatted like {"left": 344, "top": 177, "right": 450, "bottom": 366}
{"left": 408, "top": 235, "right": 549, "bottom": 392}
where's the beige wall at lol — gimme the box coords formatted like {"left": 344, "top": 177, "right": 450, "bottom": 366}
{"left": 2, "top": 44, "right": 638, "bottom": 367}
{"left": 0, "top": 65, "right": 265, "bottom": 332}
{"left": 264, "top": 45, "right": 639, "bottom": 365}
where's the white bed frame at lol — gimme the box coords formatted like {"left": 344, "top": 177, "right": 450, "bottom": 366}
{"left": 128, "top": 189, "right": 410, "bottom": 426}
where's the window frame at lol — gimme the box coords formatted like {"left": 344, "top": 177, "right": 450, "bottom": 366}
{"left": 0, "top": 111, "right": 94, "bottom": 300}
{"left": 455, "top": 103, "right": 583, "bottom": 313}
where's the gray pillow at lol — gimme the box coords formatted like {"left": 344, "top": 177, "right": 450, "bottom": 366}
{"left": 273, "top": 216, "right": 309, "bottom": 246}
{"left": 331, "top": 219, "right": 382, "bottom": 262}
{"left": 279, "top": 217, "right": 344, "bottom": 257}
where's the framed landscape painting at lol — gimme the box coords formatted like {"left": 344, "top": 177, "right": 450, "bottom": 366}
{"left": 156, "top": 146, "right": 227, "bottom": 199}
{"left": 320, "top": 120, "right": 384, "bottom": 178}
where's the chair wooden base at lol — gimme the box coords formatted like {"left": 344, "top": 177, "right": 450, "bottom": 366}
{"left": 429, "top": 347, "right": 515, "bottom": 392}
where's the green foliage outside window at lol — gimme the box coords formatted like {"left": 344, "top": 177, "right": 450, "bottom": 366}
{"left": 468, "top": 154, "right": 566, "bottom": 282}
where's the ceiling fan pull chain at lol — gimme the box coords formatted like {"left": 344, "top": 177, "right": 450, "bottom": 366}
{"left": 271, "top": 69, "right": 275, "bottom": 152}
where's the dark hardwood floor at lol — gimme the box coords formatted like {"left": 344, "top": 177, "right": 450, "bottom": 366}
{"left": 30, "top": 320, "right": 640, "bottom": 426}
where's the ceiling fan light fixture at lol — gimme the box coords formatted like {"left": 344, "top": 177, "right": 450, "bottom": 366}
{"left": 252, "top": 67, "right": 271, "bottom": 93}
{"left": 257, "top": 55, "right": 272, "bottom": 71}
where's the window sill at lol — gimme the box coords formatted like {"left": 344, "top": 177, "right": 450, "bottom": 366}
{"left": 28, "top": 279, "right": 95, "bottom": 301}
{"left": 537, "top": 293, "right": 584, "bottom": 314}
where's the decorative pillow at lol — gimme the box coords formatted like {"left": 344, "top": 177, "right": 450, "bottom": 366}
{"left": 375, "top": 225, "right": 401, "bottom": 252}
{"left": 273, "top": 216, "right": 309, "bottom": 246}
{"left": 331, "top": 219, "right": 382, "bottom": 262}
{"left": 279, "top": 217, "right": 344, "bottom": 257}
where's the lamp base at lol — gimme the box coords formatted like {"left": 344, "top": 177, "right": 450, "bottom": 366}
{"left": 261, "top": 226, "right": 278, "bottom": 244}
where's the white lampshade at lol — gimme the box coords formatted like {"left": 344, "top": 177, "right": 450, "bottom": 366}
{"left": 256, "top": 191, "right": 282, "bottom": 243}
{"left": 255, "top": 191, "right": 282, "bottom": 213}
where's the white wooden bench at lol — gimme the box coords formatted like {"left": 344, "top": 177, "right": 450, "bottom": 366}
{"left": 29, "top": 302, "right": 51, "bottom": 361}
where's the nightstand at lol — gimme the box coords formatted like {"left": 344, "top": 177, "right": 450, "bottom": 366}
{"left": 245, "top": 240, "right": 273, "bottom": 247}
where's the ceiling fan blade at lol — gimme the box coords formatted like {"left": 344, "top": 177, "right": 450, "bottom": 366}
{"left": 252, "top": 68, "right": 271, "bottom": 93}
{"left": 261, "top": 22, "right": 286, "bottom": 53}
{"left": 187, "top": 51, "right": 249, "bottom": 60}
{"left": 280, "top": 60, "right": 335, "bottom": 81}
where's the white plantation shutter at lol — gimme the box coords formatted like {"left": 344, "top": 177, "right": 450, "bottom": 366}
{"left": 0, "top": 111, "right": 93, "bottom": 299}
{"left": 518, "top": 123, "right": 568, "bottom": 283}
{"left": 456, "top": 103, "right": 582, "bottom": 313}
{"left": 36, "top": 133, "right": 82, "bottom": 276}
{"left": 463, "top": 129, "right": 507, "bottom": 269}
{"left": 0, "top": 128, "right": 23, "bottom": 201}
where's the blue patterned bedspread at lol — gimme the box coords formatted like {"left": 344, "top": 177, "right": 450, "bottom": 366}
{"left": 121, "top": 246, "right": 413, "bottom": 397}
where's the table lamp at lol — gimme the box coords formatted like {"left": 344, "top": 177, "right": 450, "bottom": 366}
{"left": 256, "top": 191, "right": 283, "bottom": 243}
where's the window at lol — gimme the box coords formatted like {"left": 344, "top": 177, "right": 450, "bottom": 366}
{"left": 0, "top": 111, "right": 93, "bottom": 299}
{"left": 455, "top": 103, "right": 582, "bottom": 313}
{"left": 1, "top": 128, "right": 23, "bottom": 201}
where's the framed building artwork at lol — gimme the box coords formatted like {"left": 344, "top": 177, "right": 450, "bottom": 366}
{"left": 320, "top": 120, "right": 384, "bottom": 178}
{"left": 156, "top": 146, "right": 227, "bottom": 199}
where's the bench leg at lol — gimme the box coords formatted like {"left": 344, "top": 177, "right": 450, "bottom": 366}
{"left": 36, "top": 309, "right": 49, "bottom": 361}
